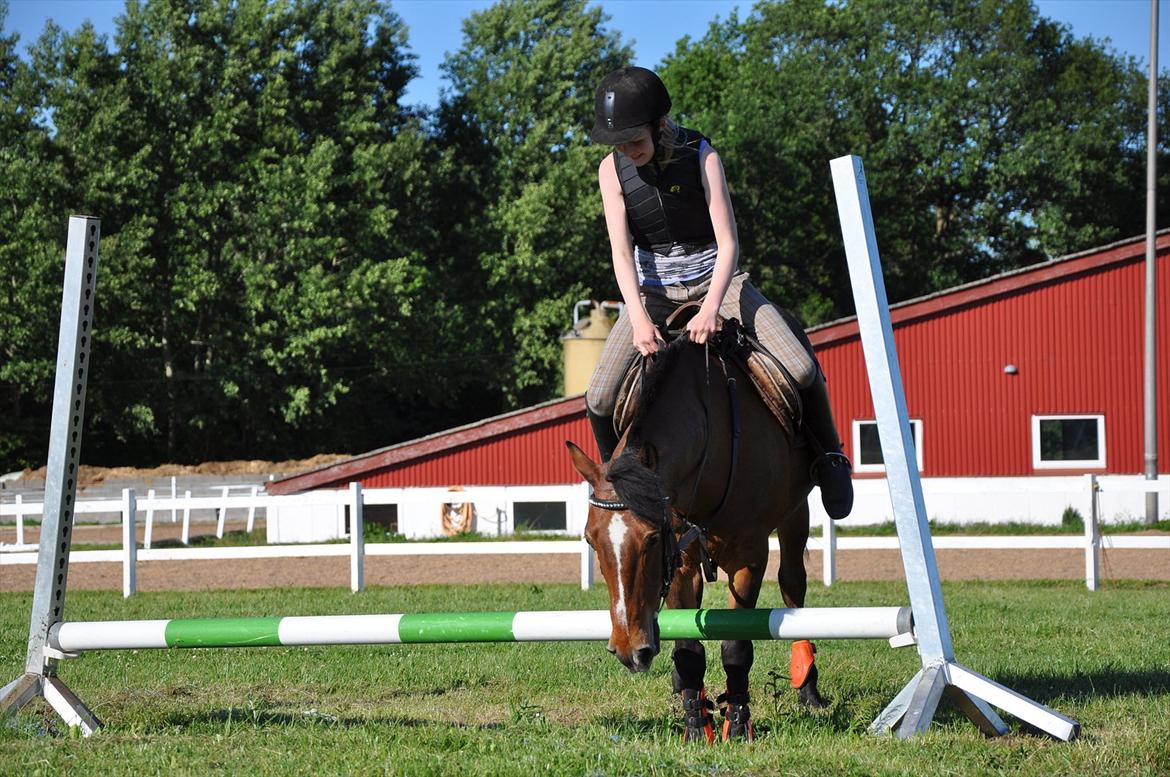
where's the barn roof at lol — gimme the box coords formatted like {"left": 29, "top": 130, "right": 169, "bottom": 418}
{"left": 270, "top": 231, "right": 1166, "bottom": 493}
{"left": 808, "top": 231, "right": 1169, "bottom": 347}
{"left": 267, "top": 394, "right": 586, "bottom": 494}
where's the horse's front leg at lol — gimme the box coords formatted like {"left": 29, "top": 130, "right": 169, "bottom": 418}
{"left": 720, "top": 559, "right": 766, "bottom": 741}
{"left": 778, "top": 501, "right": 826, "bottom": 708}
{"left": 667, "top": 558, "right": 714, "bottom": 743}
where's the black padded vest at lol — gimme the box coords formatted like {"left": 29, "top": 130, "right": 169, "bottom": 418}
{"left": 614, "top": 126, "right": 716, "bottom": 254}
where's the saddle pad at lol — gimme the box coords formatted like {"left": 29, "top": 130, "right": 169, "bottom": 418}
{"left": 743, "top": 350, "right": 799, "bottom": 438}
{"left": 613, "top": 346, "right": 800, "bottom": 438}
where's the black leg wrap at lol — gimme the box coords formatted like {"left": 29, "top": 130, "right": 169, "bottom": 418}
{"left": 671, "top": 642, "right": 706, "bottom": 694}
{"left": 680, "top": 687, "right": 715, "bottom": 743}
{"left": 716, "top": 690, "right": 753, "bottom": 741}
{"left": 720, "top": 639, "right": 754, "bottom": 697}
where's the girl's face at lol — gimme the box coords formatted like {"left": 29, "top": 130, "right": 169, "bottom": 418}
{"left": 615, "top": 125, "right": 655, "bottom": 166}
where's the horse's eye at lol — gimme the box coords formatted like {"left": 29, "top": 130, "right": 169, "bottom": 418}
{"left": 644, "top": 534, "right": 660, "bottom": 548}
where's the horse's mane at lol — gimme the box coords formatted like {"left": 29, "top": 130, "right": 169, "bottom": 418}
{"left": 608, "top": 335, "right": 700, "bottom": 524}
{"left": 627, "top": 334, "right": 695, "bottom": 435}
{"left": 607, "top": 452, "right": 667, "bottom": 525}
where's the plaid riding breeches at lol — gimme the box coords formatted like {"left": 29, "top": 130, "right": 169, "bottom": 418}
{"left": 585, "top": 272, "right": 818, "bottom": 415}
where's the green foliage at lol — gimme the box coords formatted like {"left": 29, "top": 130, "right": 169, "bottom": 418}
{"left": 1061, "top": 506, "right": 1085, "bottom": 531}
{"left": 439, "top": 0, "right": 630, "bottom": 403}
{"left": 0, "top": 0, "right": 1165, "bottom": 467}
{"left": 660, "top": 0, "right": 1167, "bottom": 323}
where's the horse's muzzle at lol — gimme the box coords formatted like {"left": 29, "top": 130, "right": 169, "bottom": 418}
{"left": 617, "top": 641, "right": 655, "bottom": 674}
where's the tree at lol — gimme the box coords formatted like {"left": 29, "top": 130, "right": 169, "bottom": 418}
{"left": 0, "top": 1, "right": 64, "bottom": 469}
{"left": 439, "top": 0, "right": 631, "bottom": 405}
{"left": 3, "top": 0, "right": 460, "bottom": 467}
{"left": 660, "top": 0, "right": 1167, "bottom": 323}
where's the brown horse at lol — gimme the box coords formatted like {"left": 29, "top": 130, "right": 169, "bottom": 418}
{"left": 567, "top": 332, "right": 824, "bottom": 742}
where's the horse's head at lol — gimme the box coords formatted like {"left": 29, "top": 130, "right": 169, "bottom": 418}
{"left": 567, "top": 441, "right": 667, "bottom": 673}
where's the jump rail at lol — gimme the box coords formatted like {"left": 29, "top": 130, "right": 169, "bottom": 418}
{"left": 48, "top": 607, "right": 914, "bottom": 651}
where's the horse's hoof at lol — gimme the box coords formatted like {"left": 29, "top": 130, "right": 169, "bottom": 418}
{"left": 796, "top": 663, "right": 827, "bottom": 709}
{"left": 717, "top": 693, "right": 754, "bottom": 742}
{"left": 681, "top": 688, "right": 716, "bottom": 744}
{"left": 798, "top": 685, "right": 827, "bottom": 709}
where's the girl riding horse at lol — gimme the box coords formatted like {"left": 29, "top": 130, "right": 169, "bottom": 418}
{"left": 585, "top": 65, "right": 852, "bottom": 518}
{"left": 580, "top": 65, "right": 855, "bottom": 741}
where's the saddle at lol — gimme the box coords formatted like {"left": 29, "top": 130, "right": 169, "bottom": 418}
{"left": 613, "top": 303, "right": 802, "bottom": 439}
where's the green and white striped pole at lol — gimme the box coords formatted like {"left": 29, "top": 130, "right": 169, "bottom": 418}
{"left": 49, "top": 607, "right": 912, "bottom": 651}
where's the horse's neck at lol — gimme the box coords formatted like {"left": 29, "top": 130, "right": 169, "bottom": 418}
{"left": 640, "top": 354, "right": 714, "bottom": 512}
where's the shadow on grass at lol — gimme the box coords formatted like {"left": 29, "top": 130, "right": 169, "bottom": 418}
{"left": 993, "top": 668, "right": 1170, "bottom": 702}
{"left": 166, "top": 707, "right": 505, "bottom": 731}
{"left": 595, "top": 715, "right": 676, "bottom": 736}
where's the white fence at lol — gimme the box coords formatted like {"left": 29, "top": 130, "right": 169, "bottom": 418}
{"left": 1, "top": 476, "right": 1165, "bottom": 596}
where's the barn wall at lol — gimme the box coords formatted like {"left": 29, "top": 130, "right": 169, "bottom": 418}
{"left": 818, "top": 253, "right": 1169, "bottom": 477}
{"left": 359, "top": 416, "right": 599, "bottom": 487}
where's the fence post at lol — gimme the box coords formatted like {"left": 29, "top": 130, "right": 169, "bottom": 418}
{"left": 170, "top": 476, "right": 177, "bottom": 522}
{"left": 122, "top": 488, "right": 137, "bottom": 598}
{"left": 246, "top": 485, "right": 258, "bottom": 533}
{"left": 822, "top": 508, "right": 837, "bottom": 586}
{"left": 181, "top": 490, "right": 191, "bottom": 545}
{"left": 144, "top": 488, "right": 155, "bottom": 549}
{"left": 580, "top": 538, "right": 594, "bottom": 590}
{"left": 216, "top": 486, "right": 229, "bottom": 538}
{"left": 350, "top": 483, "right": 365, "bottom": 593}
{"left": 1085, "top": 474, "right": 1100, "bottom": 591}
{"left": 15, "top": 494, "right": 24, "bottom": 546}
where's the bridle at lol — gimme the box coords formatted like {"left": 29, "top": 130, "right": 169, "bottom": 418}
{"left": 588, "top": 491, "right": 717, "bottom": 610}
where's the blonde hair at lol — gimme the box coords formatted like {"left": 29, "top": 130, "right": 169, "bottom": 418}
{"left": 655, "top": 117, "right": 687, "bottom": 165}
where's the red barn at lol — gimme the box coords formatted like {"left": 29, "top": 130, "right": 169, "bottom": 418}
{"left": 811, "top": 233, "right": 1168, "bottom": 479}
{"left": 271, "top": 233, "right": 1167, "bottom": 509}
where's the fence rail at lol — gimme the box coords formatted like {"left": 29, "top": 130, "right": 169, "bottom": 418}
{"left": 2, "top": 477, "right": 1166, "bottom": 595}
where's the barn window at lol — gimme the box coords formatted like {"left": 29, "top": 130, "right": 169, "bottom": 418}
{"left": 852, "top": 419, "right": 923, "bottom": 473}
{"left": 1032, "top": 415, "right": 1105, "bottom": 469}
{"left": 513, "top": 501, "right": 567, "bottom": 532}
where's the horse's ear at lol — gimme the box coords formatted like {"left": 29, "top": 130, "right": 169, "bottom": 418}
{"left": 565, "top": 441, "right": 602, "bottom": 487}
{"left": 639, "top": 443, "right": 658, "bottom": 471}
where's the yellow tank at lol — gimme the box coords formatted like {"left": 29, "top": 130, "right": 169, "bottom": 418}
{"left": 561, "top": 302, "right": 614, "bottom": 396}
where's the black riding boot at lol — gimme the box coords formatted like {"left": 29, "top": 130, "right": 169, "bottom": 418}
{"left": 587, "top": 408, "right": 619, "bottom": 463}
{"left": 799, "top": 374, "right": 854, "bottom": 520}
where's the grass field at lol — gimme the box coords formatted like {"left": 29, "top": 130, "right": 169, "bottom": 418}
{"left": 2, "top": 580, "right": 1168, "bottom": 776}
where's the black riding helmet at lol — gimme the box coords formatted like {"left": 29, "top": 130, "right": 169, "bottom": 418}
{"left": 590, "top": 66, "right": 671, "bottom": 145}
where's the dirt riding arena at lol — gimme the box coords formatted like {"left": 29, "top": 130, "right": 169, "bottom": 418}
{"left": 2, "top": 519, "right": 1166, "bottom": 593}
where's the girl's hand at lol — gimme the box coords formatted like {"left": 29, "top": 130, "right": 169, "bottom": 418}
{"left": 686, "top": 306, "right": 719, "bottom": 345}
{"left": 631, "top": 317, "right": 665, "bottom": 356}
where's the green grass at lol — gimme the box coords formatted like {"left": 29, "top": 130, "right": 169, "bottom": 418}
{"left": 2, "top": 580, "right": 1167, "bottom": 775}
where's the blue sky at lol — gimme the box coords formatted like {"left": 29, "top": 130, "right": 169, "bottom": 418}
{"left": 2, "top": 0, "right": 1166, "bottom": 110}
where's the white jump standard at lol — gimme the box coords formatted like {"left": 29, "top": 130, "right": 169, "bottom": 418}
{"left": 0, "top": 216, "right": 102, "bottom": 734}
{"left": 831, "top": 155, "right": 1079, "bottom": 740}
